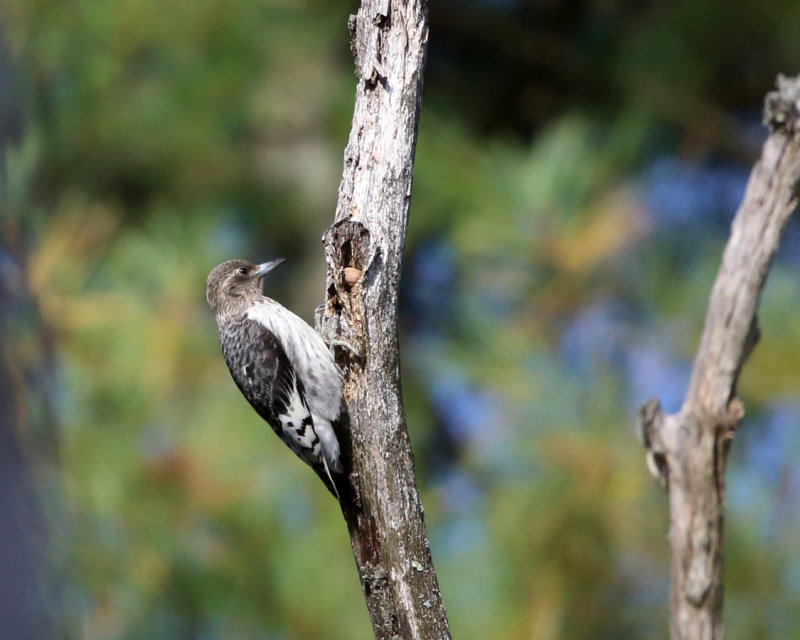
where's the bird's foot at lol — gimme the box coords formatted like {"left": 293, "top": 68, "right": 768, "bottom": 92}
{"left": 315, "top": 304, "right": 363, "bottom": 361}
{"left": 329, "top": 339, "right": 363, "bottom": 360}
{"left": 314, "top": 303, "right": 326, "bottom": 334}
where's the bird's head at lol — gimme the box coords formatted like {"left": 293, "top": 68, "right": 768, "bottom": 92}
{"left": 205, "top": 258, "right": 285, "bottom": 315}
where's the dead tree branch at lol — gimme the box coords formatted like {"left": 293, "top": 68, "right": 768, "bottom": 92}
{"left": 320, "top": 0, "right": 452, "bottom": 638}
{"left": 637, "top": 74, "right": 800, "bottom": 640}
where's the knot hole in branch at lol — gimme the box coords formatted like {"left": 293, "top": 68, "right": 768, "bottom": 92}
{"left": 321, "top": 220, "right": 372, "bottom": 370}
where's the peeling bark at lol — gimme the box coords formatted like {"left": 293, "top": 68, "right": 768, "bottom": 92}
{"left": 637, "top": 74, "right": 800, "bottom": 640}
{"left": 320, "top": 0, "right": 451, "bottom": 639}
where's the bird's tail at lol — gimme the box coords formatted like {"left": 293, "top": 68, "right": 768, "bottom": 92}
{"left": 320, "top": 455, "right": 339, "bottom": 500}
{"left": 314, "top": 457, "right": 349, "bottom": 501}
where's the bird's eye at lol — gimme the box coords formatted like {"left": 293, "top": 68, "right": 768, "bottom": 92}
{"left": 238, "top": 267, "right": 249, "bottom": 276}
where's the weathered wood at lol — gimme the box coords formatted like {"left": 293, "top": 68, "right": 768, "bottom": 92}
{"left": 320, "top": 0, "right": 452, "bottom": 638}
{"left": 637, "top": 74, "right": 800, "bottom": 640}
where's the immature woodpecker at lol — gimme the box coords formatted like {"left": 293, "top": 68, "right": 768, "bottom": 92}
{"left": 205, "top": 258, "right": 344, "bottom": 497}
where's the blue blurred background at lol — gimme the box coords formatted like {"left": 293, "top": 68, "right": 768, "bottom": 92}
{"left": 1, "top": 1, "right": 799, "bottom": 638}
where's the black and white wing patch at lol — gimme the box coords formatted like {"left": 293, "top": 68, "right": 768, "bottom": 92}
{"left": 220, "top": 318, "right": 337, "bottom": 491}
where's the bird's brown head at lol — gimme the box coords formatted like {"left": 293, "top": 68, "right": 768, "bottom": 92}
{"left": 205, "top": 258, "right": 285, "bottom": 316}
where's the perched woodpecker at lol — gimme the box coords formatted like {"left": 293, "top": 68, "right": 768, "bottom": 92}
{"left": 205, "top": 258, "right": 344, "bottom": 497}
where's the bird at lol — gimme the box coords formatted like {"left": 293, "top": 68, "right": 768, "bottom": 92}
{"left": 205, "top": 258, "right": 345, "bottom": 498}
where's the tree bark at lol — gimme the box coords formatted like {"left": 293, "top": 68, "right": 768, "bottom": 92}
{"left": 319, "top": 1, "right": 451, "bottom": 639}
{"left": 637, "top": 74, "right": 800, "bottom": 640}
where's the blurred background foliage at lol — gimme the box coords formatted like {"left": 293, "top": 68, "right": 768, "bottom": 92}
{"left": 1, "top": 0, "right": 799, "bottom": 638}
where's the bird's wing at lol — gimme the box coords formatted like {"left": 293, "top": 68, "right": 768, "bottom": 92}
{"left": 222, "top": 319, "right": 339, "bottom": 495}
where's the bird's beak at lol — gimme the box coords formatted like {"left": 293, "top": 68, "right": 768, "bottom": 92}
{"left": 255, "top": 258, "right": 286, "bottom": 277}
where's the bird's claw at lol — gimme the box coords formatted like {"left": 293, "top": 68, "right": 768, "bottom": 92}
{"left": 329, "top": 339, "right": 363, "bottom": 360}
